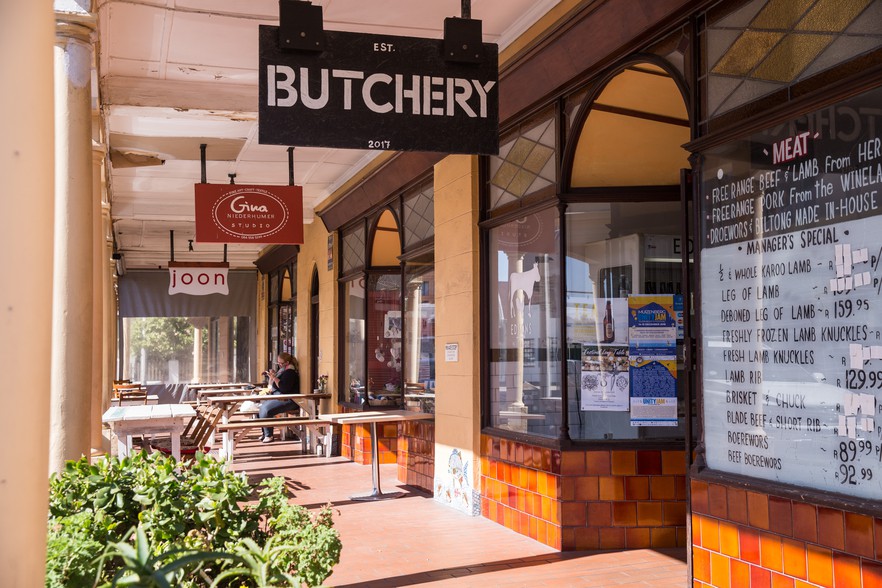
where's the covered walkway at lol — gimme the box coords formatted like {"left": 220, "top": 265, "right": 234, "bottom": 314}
{"left": 230, "top": 436, "right": 687, "bottom": 587}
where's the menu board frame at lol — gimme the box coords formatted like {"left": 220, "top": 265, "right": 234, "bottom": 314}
{"left": 697, "top": 85, "right": 882, "bottom": 502}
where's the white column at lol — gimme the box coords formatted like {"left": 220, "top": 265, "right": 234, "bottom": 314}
{"left": 0, "top": 2, "right": 55, "bottom": 585}
{"left": 49, "top": 7, "right": 96, "bottom": 472}
{"left": 91, "top": 143, "right": 106, "bottom": 451}
{"left": 103, "top": 203, "right": 115, "bottom": 413}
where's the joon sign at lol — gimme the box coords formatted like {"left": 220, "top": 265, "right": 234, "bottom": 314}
{"left": 258, "top": 25, "right": 499, "bottom": 154}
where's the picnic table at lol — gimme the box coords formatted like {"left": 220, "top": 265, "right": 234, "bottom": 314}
{"left": 102, "top": 404, "right": 196, "bottom": 461}
{"left": 204, "top": 392, "right": 332, "bottom": 459}
{"left": 318, "top": 410, "right": 433, "bottom": 501}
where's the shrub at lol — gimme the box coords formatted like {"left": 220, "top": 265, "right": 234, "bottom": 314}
{"left": 46, "top": 451, "right": 341, "bottom": 587}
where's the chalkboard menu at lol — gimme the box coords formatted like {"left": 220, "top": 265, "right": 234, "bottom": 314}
{"left": 701, "top": 86, "right": 882, "bottom": 499}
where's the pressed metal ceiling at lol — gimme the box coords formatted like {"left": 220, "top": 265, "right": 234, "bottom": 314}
{"left": 97, "top": 0, "right": 561, "bottom": 269}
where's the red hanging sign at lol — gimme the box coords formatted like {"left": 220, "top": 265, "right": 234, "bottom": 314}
{"left": 195, "top": 184, "right": 304, "bottom": 244}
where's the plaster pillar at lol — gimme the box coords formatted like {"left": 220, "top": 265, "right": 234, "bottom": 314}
{"left": 432, "top": 155, "right": 482, "bottom": 514}
{"left": 49, "top": 7, "right": 96, "bottom": 472}
{"left": 102, "top": 203, "right": 114, "bottom": 409}
{"left": 91, "top": 143, "right": 106, "bottom": 451}
{"left": 0, "top": 2, "right": 55, "bottom": 584}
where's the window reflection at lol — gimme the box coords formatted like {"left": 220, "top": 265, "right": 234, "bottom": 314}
{"left": 488, "top": 206, "right": 561, "bottom": 437}
{"left": 404, "top": 261, "right": 435, "bottom": 413}
{"left": 564, "top": 201, "right": 688, "bottom": 440}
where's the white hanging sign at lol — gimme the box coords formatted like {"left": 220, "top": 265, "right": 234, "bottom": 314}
{"left": 168, "top": 263, "right": 229, "bottom": 296}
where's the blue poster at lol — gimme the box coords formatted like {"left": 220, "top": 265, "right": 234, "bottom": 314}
{"left": 628, "top": 295, "right": 678, "bottom": 426}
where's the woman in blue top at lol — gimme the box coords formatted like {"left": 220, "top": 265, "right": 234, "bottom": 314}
{"left": 259, "top": 352, "right": 300, "bottom": 443}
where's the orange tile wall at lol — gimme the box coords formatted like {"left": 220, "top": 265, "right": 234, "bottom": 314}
{"left": 692, "top": 479, "right": 882, "bottom": 588}
{"left": 339, "top": 419, "right": 435, "bottom": 494}
{"left": 480, "top": 434, "right": 688, "bottom": 551}
{"left": 341, "top": 422, "right": 398, "bottom": 465}
{"left": 397, "top": 420, "right": 434, "bottom": 493}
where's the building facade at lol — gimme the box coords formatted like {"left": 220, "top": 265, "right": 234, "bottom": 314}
{"left": 262, "top": 0, "right": 882, "bottom": 585}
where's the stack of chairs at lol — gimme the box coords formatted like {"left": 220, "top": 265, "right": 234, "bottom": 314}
{"left": 113, "top": 381, "right": 148, "bottom": 406}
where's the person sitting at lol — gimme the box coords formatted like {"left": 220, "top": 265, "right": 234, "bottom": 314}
{"left": 259, "top": 352, "right": 300, "bottom": 443}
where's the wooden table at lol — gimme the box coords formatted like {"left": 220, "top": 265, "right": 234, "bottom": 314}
{"left": 102, "top": 404, "right": 196, "bottom": 461}
{"left": 318, "top": 410, "right": 433, "bottom": 501}
{"left": 186, "top": 382, "right": 254, "bottom": 391}
{"left": 204, "top": 392, "right": 331, "bottom": 459}
{"left": 195, "top": 387, "right": 255, "bottom": 405}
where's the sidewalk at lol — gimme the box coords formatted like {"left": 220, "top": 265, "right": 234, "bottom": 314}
{"left": 230, "top": 435, "right": 688, "bottom": 587}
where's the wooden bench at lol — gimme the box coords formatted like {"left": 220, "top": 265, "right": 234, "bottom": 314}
{"left": 216, "top": 417, "right": 336, "bottom": 461}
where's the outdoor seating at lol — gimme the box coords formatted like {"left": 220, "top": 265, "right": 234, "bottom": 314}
{"left": 116, "top": 387, "right": 148, "bottom": 405}
{"left": 150, "top": 404, "right": 225, "bottom": 457}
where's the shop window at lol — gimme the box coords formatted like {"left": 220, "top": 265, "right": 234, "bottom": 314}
{"left": 267, "top": 264, "right": 296, "bottom": 366}
{"left": 565, "top": 202, "right": 689, "bottom": 440}
{"left": 487, "top": 206, "right": 562, "bottom": 437}
{"left": 403, "top": 256, "right": 435, "bottom": 413}
{"left": 699, "top": 0, "right": 882, "bottom": 123}
{"left": 403, "top": 181, "right": 435, "bottom": 248}
{"left": 340, "top": 181, "right": 435, "bottom": 411}
{"left": 488, "top": 108, "right": 557, "bottom": 211}
{"left": 366, "top": 273, "right": 403, "bottom": 408}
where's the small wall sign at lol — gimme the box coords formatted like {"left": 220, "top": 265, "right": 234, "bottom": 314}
{"left": 445, "top": 343, "right": 459, "bottom": 362}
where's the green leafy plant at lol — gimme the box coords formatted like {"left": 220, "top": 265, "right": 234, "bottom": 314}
{"left": 46, "top": 452, "right": 341, "bottom": 587}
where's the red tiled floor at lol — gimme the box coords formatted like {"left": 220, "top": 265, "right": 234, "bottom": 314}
{"left": 230, "top": 434, "right": 688, "bottom": 587}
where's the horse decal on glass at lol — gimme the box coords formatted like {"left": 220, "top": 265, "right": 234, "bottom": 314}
{"left": 509, "top": 258, "right": 541, "bottom": 320}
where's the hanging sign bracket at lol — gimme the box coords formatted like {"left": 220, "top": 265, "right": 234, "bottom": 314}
{"left": 278, "top": 0, "right": 326, "bottom": 52}
{"left": 444, "top": 0, "right": 483, "bottom": 63}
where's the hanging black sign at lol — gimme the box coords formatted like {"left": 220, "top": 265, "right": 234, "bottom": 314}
{"left": 258, "top": 25, "right": 499, "bottom": 154}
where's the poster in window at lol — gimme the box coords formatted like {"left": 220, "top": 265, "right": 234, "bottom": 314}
{"left": 580, "top": 346, "right": 629, "bottom": 411}
{"left": 383, "top": 311, "right": 402, "bottom": 339}
{"left": 628, "top": 295, "right": 678, "bottom": 426}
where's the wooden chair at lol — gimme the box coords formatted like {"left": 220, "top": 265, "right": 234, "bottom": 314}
{"left": 117, "top": 387, "right": 148, "bottom": 405}
{"left": 150, "top": 404, "right": 225, "bottom": 457}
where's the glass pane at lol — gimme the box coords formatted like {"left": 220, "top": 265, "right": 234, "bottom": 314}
{"left": 488, "top": 109, "right": 557, "bottom": 211}
{"left": 269, "top": 274, "right": 279, "bottom": 303}
{"left": 280, "top": 303, "right": 294, "bottom": 356}
{"left": 281, "top": 268, "right": 293, "bottom": 301}
{"left": 488, "top": 206, "right": 561, "bottom": 437}
{"left": 404, "top": 261, "right": 435, "bottom": 413}
{"left": 404, "top": 182, "right": 435, "bottom": 248}
{"left": 367, "top": 273, "right": 403, "bottom": 409}
{"left": 564, "top": 201, "right": 689, "bottom": 440}
{"left": 342, "top": 224, "right": 366, "bottom": 273}
{"left": 269, "top": 305, "right": 279, "bottom": 367}
{"left": 343, "top": 277, "right": 366, "bottom": 404}
{"left": 700, "top": 0, "right": 882, "bottom": 122}
{"left": 122, "top": 316, "right": 251, "bottom": 385}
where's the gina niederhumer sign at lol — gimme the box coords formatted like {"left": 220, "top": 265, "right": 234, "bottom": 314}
{"left": 258, "top": 25, "right": 499, "bottom": 154}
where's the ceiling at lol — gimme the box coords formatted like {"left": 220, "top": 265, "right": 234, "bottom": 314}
{"left": 96, "top": 0, "right": 562, "bottom": 270}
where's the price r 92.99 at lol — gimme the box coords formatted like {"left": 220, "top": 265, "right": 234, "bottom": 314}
{"left": 839, "top": 464, "right": 873, "bottom": 485}
{"left": 844, "top": 369, "right": 882, "bottom": 390}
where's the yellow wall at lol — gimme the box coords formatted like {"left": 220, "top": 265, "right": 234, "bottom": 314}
{"left": 296, "top": 221, "right": 337, "bottom": 411}
{"left": 433, "top": 155, "right": 482, "bottom": 489}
